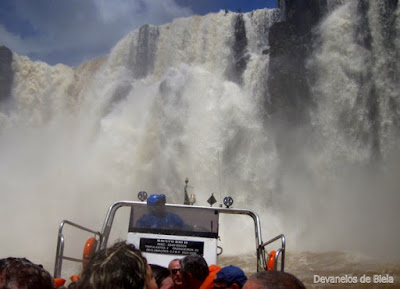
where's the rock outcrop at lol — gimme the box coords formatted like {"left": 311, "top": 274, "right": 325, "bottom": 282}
{"left": 267, "top": 0, "right": 328, "bottom": 126}
{"left": 0, "top": 46, "right": 13, "bottom": 105}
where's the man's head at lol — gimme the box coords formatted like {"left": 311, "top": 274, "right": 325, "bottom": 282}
{"left": 78, "top": 241, "right": 149, "bottom": 289}
{"left": 147, "top": 194, "right": 167, "bottom": 216}
{"left": 179, "top": 254, "right": 209, "bottom": 289}
{"left": 151, "top": 264, "right": 174, "bottom": 289}
{"left": 168, "top": 258, "right": 183, "bottom": 288}
{"left": 0, "top": 257, "right": 54, "bottom": 289}
{"left": 243, "top": 271, "right": 305, "bottom": 289}
{"left": 213, "top": 265, "right": 247, "bottom": 289}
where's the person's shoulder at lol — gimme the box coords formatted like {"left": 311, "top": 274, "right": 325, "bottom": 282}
{"left": 137, "top": 213, "right": 156, "bottom": 226}
{"left": 166, "top": 213, "right": 184, "bottom": 225}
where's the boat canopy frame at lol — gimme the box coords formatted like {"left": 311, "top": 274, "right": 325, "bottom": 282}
{"left": 54, "top": 201, "right": 285, "bottom": 278}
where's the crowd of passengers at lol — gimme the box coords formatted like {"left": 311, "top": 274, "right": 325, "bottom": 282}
{"left": 0, "top": 240, "right": 305, "bottom": 289}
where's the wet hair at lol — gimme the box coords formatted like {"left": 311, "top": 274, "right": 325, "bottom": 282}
{"left": 0, "top": 257, "right": 53, "bottom": 289}
{"left": 77, "top": 241, "right": 147, "bottom": 289}
{"left": 150, "top": 264, "right": 171, "bottom": 287}
{"left": 179, "top": 254, "right": 209, "bottom": 282}
{"left": 247, "top": 271, "right": 305, "bottom": 289}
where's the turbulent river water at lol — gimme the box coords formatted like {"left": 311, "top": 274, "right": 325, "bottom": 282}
{"left": 1, "top": 1, "right": 400, "bottom": 288}
{"left": 220, "top": 252, "right": 400, "bottom": 288}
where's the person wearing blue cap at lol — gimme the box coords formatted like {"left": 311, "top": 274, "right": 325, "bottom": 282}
{"left": 213, "top": 265, "right": 248, "bottom": 289}
{"left": 136, "top": 194, "right": 186, "bottom": 229}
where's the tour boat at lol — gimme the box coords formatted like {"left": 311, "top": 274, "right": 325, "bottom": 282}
{"left": 53, "top": 192, "right": 286, "bottom": 283}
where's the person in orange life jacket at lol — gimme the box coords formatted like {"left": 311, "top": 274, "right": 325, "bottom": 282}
{"left": 213, "top": 265, "right": 247, "bottom": 289}
{"left": 136, "top": 194, "right": 185, "bottom": 229}
{"left": 200, "top": 264, "right": 222, "bottom": 289}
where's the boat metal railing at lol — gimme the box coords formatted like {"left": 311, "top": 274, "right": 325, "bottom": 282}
{"left": 100, "top": 201, "right": 270, "bottom": 272}
{"left": 261, "top": 233, "right": 286, "bottom": 271}
{"left": 54, "top": 201, "right": 286, "bottom": 277}
{"left": 54, "top": 220, "right": 102, "bottom": 278}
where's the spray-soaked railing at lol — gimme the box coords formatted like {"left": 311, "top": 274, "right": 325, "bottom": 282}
{"left": 100, "top": 201, "right": 280, "bottom": 272}
{"left": 54, "top": 220, "right": 102, "bottom": 278}
{"left": 261, "top": 234, "right": 286, "bottom": 271}
{"left": 54, "top": 201, "right": 286, "bottom": 277}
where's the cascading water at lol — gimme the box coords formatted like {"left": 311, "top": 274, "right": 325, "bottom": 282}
{"left": 0, "top": 8, "right": 281, "bottom": 269}
{"left": 304, "top": 0, "right": 400, "bottom": 255}
{"left": 0, "top": 2, "right": 399, "bottom": 287}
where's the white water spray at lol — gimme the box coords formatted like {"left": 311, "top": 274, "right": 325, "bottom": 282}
{"left": 0, "top": 4, "right": 399, "bottom": 277}
{"left": 0, "top": 9, "right": 282, "bottom": 270}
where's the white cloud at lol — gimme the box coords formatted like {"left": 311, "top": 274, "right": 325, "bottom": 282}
{"left": 1, "top": 0, "right": 193, "bottom": 65}
{"left": 94, "top": 0, "right": 143, "bottom": 22}
{"left": 0, "top": 25, "right": 25, "bottom": 52}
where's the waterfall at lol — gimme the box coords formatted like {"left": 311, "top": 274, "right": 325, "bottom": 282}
{"left": 0, "top": 1, "right": 399, "bottom": 274}
{"left": 304, "top": 0, "right": 400, "bottom": 254}
{"left": 0, "top": 9, "right": 282, "bottom": 268}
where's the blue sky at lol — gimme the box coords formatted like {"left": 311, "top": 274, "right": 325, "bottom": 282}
{"left": 0, "top": 0, "right": 277, "bottom": 66}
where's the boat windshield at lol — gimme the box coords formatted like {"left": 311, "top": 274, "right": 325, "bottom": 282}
{"left": 129, "top": 205, "right": 219, "bottom": 238}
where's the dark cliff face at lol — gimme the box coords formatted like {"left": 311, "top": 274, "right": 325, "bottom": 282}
{"left": 225, "top": 14, "right": 249, "bottom": 85}
{"left": 132, "top": 24, "right": 160, "bottom": 79}
{"left": 267, "top": 0, "right": 399, "bottom": 165}
{"left": 105, "top": 25, "right": 160, "bottom": 118}
{"left": 0, "top": 46, "right": 13, "bottom": 109}
{"left": 267, "top": 0, "right": 327, "bottom": 127}
{"left": 266, "top": 0, "right": 328, "bottom": 169}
